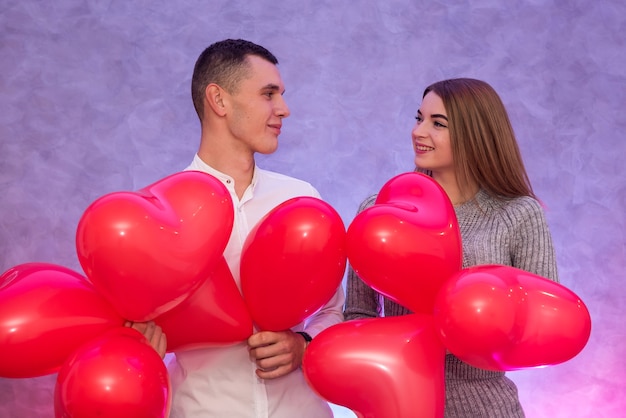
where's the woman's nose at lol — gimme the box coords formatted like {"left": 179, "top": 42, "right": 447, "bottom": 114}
{"left": 411, "top": 121, "right": 423, "bottom": 138}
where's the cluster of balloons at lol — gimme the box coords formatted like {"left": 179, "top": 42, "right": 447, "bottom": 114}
{"left": 0, "top": 170, "right": 592, "bottom": 418}
{"left": 302, "top": 172, "right": 592, "bottom": 418}
{"left": 0, "top": 170, "right": 348, "bottom": 417}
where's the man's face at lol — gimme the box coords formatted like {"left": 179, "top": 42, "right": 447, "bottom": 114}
{"left": 224, "top": 55, "right": 290, "bottom": 155}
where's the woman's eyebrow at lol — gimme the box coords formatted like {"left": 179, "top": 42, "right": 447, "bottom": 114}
{"left": 418, "top": 109, "right": 449, "bottom": 121}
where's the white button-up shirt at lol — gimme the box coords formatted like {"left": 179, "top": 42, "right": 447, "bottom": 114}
{"left": 168, "top": 155, "right": 345, "bottom": 418}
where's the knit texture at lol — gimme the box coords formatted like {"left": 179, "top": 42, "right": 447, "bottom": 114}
{"left": 344, "top": 189, "right": 559, "bottom": 417}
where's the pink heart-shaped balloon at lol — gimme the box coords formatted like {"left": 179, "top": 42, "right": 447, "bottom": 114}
{"left": 241, "top": 196, "right": 347, "bottom": 331}
{"left": 433, "top": 264, "right": 592, "bottom": 370}
{"left": 76, "top": 171, "right": 234, "bottom": 321}
{"left": 303, "top": 315, "right": 446, "bottom": 418}
{"left": 347, "top": 172, "right": 462, "bottom": 314}
{"left": 0, "top": 263, "right": 123, "bottom": 378}
{"left": 155, "top": 257, "right": 253, "bottom": 351}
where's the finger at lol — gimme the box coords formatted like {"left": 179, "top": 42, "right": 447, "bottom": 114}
{"left": 248, "top": 330, "right": 283, "bottom": 348}
{"left": 256, "top": 364, "right": 290, "bottom": 380}
{"left": 255, "top": 352, "right": 291, "bottom": 372}
{"left": 157, "top": 333, "right": 167, "bottom": 358}
{"left": 144, "top": 322, "right": 158, "bottom": 349}
{"left": 249, "top": 344, "right": 280, "bottom": 361}
{"left": 129, "top": 322, "right": 148, "bottom": 333}
{"left": 250, "top": 336, "right": 294, "bottom": 361}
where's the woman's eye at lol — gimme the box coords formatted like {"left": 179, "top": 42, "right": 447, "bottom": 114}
{"left": 434, "top": 121, "right": 447, "bottom": 128}
{"left": 415, "top": 115, "right": 423, "bottom": 122}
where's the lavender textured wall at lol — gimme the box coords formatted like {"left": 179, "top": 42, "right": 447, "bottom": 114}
{"left": 1, "top": 1, "right": 624, "bottom": 417}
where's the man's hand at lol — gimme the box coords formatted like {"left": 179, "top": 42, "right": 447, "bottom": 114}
{"left": 125, "top": 320, "right": 167, "bottom": 359}
{"left": 247, "top": 330, "right": 308, "bottom": 380}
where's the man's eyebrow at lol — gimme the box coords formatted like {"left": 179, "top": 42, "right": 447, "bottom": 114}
{"left": 261, "top": 83, "right": 282, "bottom": 92}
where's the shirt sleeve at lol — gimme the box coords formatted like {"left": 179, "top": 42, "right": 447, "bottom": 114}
{"left": 297, "top": 185, "right": 344, "bottom": 338}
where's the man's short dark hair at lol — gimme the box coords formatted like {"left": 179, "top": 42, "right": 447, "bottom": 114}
{"left": 191, "top": 39, "right": 278, "bottom": 119}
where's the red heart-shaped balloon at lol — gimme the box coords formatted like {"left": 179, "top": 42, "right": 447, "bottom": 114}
{"left": 241, "top": 196, "right": 347, "bottom": 331}
{"left": 433, "top": 265, "right": 592, "bottom": 371}
{"left": 76, "top": 171, "right": 234, "bottom": 321}
{"left": 0, "top": 263, "right": 123, "bottom": 378}
{"left": 303, "top": 314, "right": 446, "bottom": 418}
{"left": 54, "top": 327, "right": 171, "bottom": 418}
{"left": 347, "top": 172, "right": 462, "bottom": 314}
{"left": 155, "top": 257, "right": 253, "bottom": 351}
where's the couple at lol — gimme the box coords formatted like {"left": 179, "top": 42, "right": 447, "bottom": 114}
{"left": 131, "top": 38, "right": 558, "bottom": 418}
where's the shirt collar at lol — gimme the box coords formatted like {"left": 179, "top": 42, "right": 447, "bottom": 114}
{"left": 189, "top": 154, "right": 260, "bottom": 196}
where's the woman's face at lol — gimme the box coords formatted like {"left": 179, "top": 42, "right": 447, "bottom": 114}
{"left": 411, "top": 91, "right": 454, "bottom": 176}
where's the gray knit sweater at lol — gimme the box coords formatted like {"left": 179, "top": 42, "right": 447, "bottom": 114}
{"left": 344, "top": 189, "right": 559, "bottom": 418}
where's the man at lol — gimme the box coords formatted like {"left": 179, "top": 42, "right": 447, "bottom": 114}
{"left": 142, "top": 39, "right": 344, "bottom": 417}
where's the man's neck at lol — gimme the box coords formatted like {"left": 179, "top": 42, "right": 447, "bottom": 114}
{"left": 198, "top": 124, "right": 255, "bottom": 199}
{"left": 198, "top": 149, "right": 255, "bottom": 199}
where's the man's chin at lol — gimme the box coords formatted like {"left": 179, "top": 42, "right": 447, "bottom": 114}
{"left": 257, "top": 143, "right": 279, "bottom": 155}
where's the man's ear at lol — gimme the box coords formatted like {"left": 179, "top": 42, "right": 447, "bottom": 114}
{"left": 205, "top": 84, "right": 227, "bottom": 116}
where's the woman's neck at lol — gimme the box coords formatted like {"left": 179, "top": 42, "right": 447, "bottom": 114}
{"left": 431, "top": 172, "right": 478, "bottom": 206}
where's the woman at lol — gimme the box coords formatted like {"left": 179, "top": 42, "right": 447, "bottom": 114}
{"left": 344, "top": 78, "right": 559, "bottom": 417}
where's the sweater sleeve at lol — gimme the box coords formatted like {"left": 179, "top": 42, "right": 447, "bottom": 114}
{"left": 509, "top": 197, "right": 559, "bottom": 282}
{"left": 343, "top": 194, "right": 382, "bottom": 321}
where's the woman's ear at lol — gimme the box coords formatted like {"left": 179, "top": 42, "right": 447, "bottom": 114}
{"left": 205, "top": 84, "right": 227, "bottom": 116}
